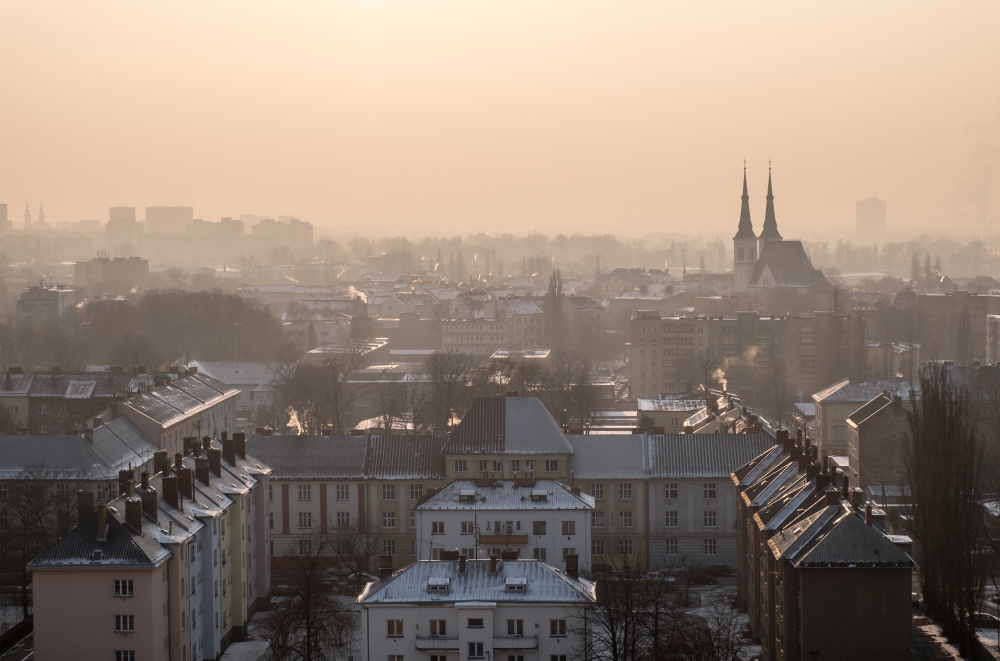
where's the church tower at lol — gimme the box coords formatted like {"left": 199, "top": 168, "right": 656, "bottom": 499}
{"left": 38, "top": 201, "right": 46, "bottom": 226}
{"left": 24, "top": 201, "right": 31, "bottom": 229}
{"left": 757, "top": 167, "right": 782, "bottom": 256}
{"left": 733, "top": 167, "right": 757, "bottom": 293}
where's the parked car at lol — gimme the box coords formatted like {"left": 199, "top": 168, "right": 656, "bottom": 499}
{"left": 973, "top": 612, "right": 1000, "bottom": 628}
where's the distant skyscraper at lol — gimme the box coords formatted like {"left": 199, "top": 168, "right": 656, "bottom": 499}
{"left": 109, "top": 206, "right": 136, "bottom": 223}
{"left": 145, "top": 205, "right": 193, "bottom": 234}
{"left": 856, "top": 197, "right": 886, "bottom": 233}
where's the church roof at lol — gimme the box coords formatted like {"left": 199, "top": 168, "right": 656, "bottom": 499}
{"left": 750, "top": 241, "right": 830, "bottom": 289}
{"left": 733, "top": 170, "right": 757, "bottom": 241}
{"left": 759, "top": 170, "right": 782, "bottom": 242}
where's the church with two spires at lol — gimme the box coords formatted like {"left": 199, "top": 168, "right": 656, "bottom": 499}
{"left": 732, "top": 168, "right": 829, "bottom": 293}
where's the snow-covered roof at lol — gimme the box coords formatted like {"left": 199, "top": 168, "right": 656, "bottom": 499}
{"left": 415, "top": 479, "right": 594, "bottom": 511}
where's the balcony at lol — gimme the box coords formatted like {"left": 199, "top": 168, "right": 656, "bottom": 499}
{"left": 493, "top": 636, "right": 538, "bottom": 650}
{"left": 478, "top": 534, "right": 529, "bottom": 545}
{"left": 415, "top": 637, "right": 460, "bottom": 651}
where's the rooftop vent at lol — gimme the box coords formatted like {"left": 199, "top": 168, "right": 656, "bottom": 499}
{"left": 505, "top": 577, "right": 527, "bottom": 591}
{"left": 530, "top": 490, "right": 548, "bottom": 502}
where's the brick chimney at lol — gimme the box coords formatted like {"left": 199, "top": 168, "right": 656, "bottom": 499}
{"left": 162, "top": 474, "right": 179, "bottom": 509}
{"left": 138, "top": 483, "right": 157, "bottom": 521}
{"left": 78, "top": 490, "right": 95, "bottom": 522}
{"left": 140, "top": 470, "right": 149, "bottom": 490}
{"left": 174, "top": 453, "right": 183, "bottom": 472}
{"left": 192, "top": 439, "right": 202, "bottom": 456}
{"left": 490, "top": 554, "right": 498, "bottom": 573}
{"left": 125, "top": 497, "right": 143, "bottom": 531}
{"left": 196, "top": 457, "right": 211, "bottom": 485}
{"left": 183, "top": 436, "right": 195, "bottom": 455}
{"left": 96, "top": 502, "right": 108, "bottom": 542}
{"left": 825, "top": 486, "right": 840, "bottom": 506}
{"left": 208, "top": 447, "right": 222, "bottom": 477}
{"left": 379, "top": 554, "right": 394, "bottom": 579}
{"left": 864, "top": 502, "right": 872, "bottom": 526}
{"left": 459, "top": 553, "right": 467, "bottom": 573}
{"left": 565, "top": 553, "right": 579, "bottom": 580}
{"left": 178, "top": 466, "right": 195, "bottom": 501}
{"left": 222, "top": 437, "right": 236, "bottom": 466}
{"left": 806, "top": 462, "right": 820, "bottom": 479}
{"left": 153, "top": 451, "right": 169, "bottom": 475}
{"left": 234, "top": 432, "right": 246, "bottom": 460}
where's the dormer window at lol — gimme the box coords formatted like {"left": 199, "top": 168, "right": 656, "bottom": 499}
{"left": 428, "top": 577, "right": 450, "bottom": 593}
{"left": 459, "top": 490, "right": 477, "bottom": 503}
{"left": 530, "top": 490, "right": 547, "bottom": 502}
{"left": 505, "top": 577, "right": 527, "bottom": 591}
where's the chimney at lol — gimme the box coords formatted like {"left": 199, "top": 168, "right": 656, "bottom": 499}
{"left": 153, "top": 451, "right": 169, "bottom": 475}
{"left": 139, "top": 484, "right": 158, "bottom": 521}
{"left": 459, "top": 553, "right": 467, "bottom": 573}
{"left": 234, "top": 432, "right": 246, "bottom": 459}
{"left": 196, "top": 457, "right": 211, "bottom": 485}
{"left": 208, "top": 447, "right": 222, "bottom": 477}
{"left": 96, "top": 503, "right": 108, "bottom": 542}
{"left": 93, "top": 416, "right": 103, "bottom": 428}
{"left": 790, "top": 445, "right": 801, "bottom": 460}
{"left": 864, "top": 502, "right": 872, "bottom": 526}
{"left": 379, "top": 554, "right": 394, "bottom": 579}
{"left": 821, "top": 455, "right": 829, "bottom": 474}
{"left": 125, "top": 497, "right": 143, "bottom": 531}
{"left": 795, "top": 428, "right": 803, "bottom": 443}
{"left": 183, "top": 436, "right": 195, "bottom": 455}
{"left": 192, "top": 439, "right": 202, "bottom": 456}
{"left": 565, "top": 553, "right": 579, "bottom": 580}
{"left": 174, "top": 453, "right": 183, "bottom": 472}
{"left": 490, "top": 554, "right": 498, "bottom": 573}
{"left": 798, "top": 453, "right": 809, "bottom": 472}
{"left": 140, "top": 470, "right": 149, "bottom": 490}
{"left": 162, "top": 474, "right": 179, "bottom": 509}
{"left": 825, "top": 486, "right": 840, "bottom": 506}
{"left": 178, "top": 466, "right": 195, "bottom": 501}
{"left": 83, "top": 428, "right": 94, "bottom": 444}
{"left": 806, "top": 462, "right": 820, "bottom": 479}
{"left": 78, "top": 490, "right": 95, "bottom": 522}
{"left": 222, "top": 437, "right": 236, "bottom": 466}
{"left": 841, "top": 471, "right": 849, "bottom": 500}
{"left": 571, "top": 486, "right": 581, "bottom": 497}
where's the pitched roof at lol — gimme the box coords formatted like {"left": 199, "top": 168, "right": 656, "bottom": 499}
{"left": 845, "top": 393, "right": 893, "bottom": 428}
{"left": 650, "top": 434, "right": 774, "bottom": 478}
{"left": 357, "top": 559, "right": 595, "bottom": 605}
{"left": 416, "top": 479, "right": 594, "bottom": 511}
{"left": 567, "top": 434, "right": 649, "bottom": 479}
{"left": 731, "top": 444, "right": 785, "bottom": 487}
{"left": 0, "top": 435, "right": 118, "bottom": 481}
{"left": 367, "top": 434, "right": 448, "bottom": 479}
{"left": 125, "top": 372, "right": 238, "bottom": 429}
{"left": 812, "top": 379, "right": 919, "bottom": 405}
{"left": 750, "top": 241, "right": 829, "bottom": 289}
{"left": 246, "top": 435, "right": 368, "bottom": 480}
{"left": 187, "top": 361, "right": 283, "bottom": 386}
{"left": 445, "top": 397, "right": 572, "bottom": 455}
{"left": 0, "top": 371, "right": 34, "bottom": 396}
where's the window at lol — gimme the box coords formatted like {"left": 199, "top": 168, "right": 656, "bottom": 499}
{"left": 410, "top": 484, "right": 423, "bottom": 500}
{"left": 545, "top": 460, "right": 559, "bottom": 473}
{"left": 704, "top": 511, "right": 717, "bottom": 528}
{"left": 665, "top": 511, "right": 678, "bottom": 528}
{"left": 115, "top": 615, "right": 134, "bottom": 632}
{"left": 269, "top": 512, "right": 274, "bottom": 529}
{"left": 592, "top": 511, "right": 605, "bottom": 528}
{"left": 299, "top": 538, "right": 312, "bottom": 555}
{"left": 382, "top": 512, "right": 396, "bottom": 529}
{"left": 533, "top": 548, "right": 547, "bottom": 561}
{"left": 430, "top": 619, "right": 447, "bottom": 636}
{"left": 619, "top": 511, "right": 633, "bottom": 528}
{"left": 561, "top": 521, "right": 576, "bottom": 535}
{"left": 114, "top": 579, "right": 134, "bottom": 597}
{"left": 382, "top": 484, "right": 396, "bottom": 500}
{"left": 592, "top": 539, "right": 605, "bottom": 555}
{"left": 336, "top": 484, "right": 350, "bottom": 501}
{"left": 469, "top": 643, "right": 485, "bottom": 659}
{"left": 524, "top": 460, "right": 534, "bottom": 472}
{"left": 510, "top": 460, "right": 520, "bottom": 473}
{"left": 388, "top": 656, "right": 404, "bottom": 661}
{"left": 432, "top": 656, "right": 447, "bottom": 661}
{"left": 467, "top": 618, "right": 484, "bottom": 628}
{"left": 703, "top": 483, "right": 717, "bottom": 499}
{"left": 383, "top": 540, "right": 396, "bottom": 556}
{"left": 532, "top": 521, "right": 546, "bottom": 535}
{"left": 387, "top": 620, "right": 404, "bottom": 637}
{"left": 665, "top": 483, "right": 678, "bottom": 499}
{"left": 461, "top": 521, "right": 475, "bottom": 535}
{"left": 298, "top": 484, "right": 311, "bottom": 501}
{"left": 508, "top": 619, "right": 524, "bottom": 635}
{"left": 38, "top": 404, "right": 47, "bottom": 415}
{"left": 550, "top": 619, "right": 567, "bottom": 636}
{"left": 704, "top": 538, "right": 717, "bottom": 555}
{"left": 116, "top": 652, "right": 136, "bottom": 661}
{"left": 299, "top": 512, "right": 312, "bottom": 529}
{"left": 620, "top": 538, "right": 633, "bottom": 555}
{"left": 591, "top": 483, "right": 604, "bottom": 500}
{"left": 665, "top": 539, "right": 678, "bottom": 555}
{"left": 562, "top": 547, "right": 576, "bottom": 560}
{"left": 336, "top": 512, "right": 350, "bottom": 528}
{"left": 432, "top": 521, "right": 444, "bottom": 534}
{"left": 478, "top": 460, "right": 489, "bottom": 473}
{"left": 552, "top": 657, "right": 568, "bottom": 661}
{"left": 454, "top": 460, "right": 468, "bottom": 472}
{"left": 619, "top": 483, "right": 632, "bottom": 500}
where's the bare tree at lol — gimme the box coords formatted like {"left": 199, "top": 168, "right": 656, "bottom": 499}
{"left": 423, "top": 351, "right": 486, "bottom": 429}
{"left": 278, "top": 348, "right": 370, "bottom": 434}
{"left": 259, "top": 533, "right": 358, "bottom": 661}
{"left": 349, "top": 237, "right": 375, "bottom": 264}
{"left": 326, "top": 516, "right": 384, "bottom": 592}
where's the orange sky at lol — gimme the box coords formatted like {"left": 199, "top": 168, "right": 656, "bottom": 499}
{"left": 1, "top": 1, "right": 998, "bottom": 238}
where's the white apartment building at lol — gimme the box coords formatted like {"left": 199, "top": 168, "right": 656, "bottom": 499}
{"left": 358, "top": 558, "right": 595, "bottom": 661}
{"left": 415, "top": 480, "right": 594, "bottom": 571}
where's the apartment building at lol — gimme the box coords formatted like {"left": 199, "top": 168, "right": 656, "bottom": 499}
{"left": 358, "top": 558, "right": 595, "bottom": 661}
{"left": 26, "top": 368, "right": 136, "bottom": 435}
{"left": 185, "top": 362, "right": 282, "bottom": 425}
{"left": 845, "top": 393, "right": 911, "bottom": 504}
{"left": 731, "top": 430, "right": 915, "bottom": 660}
{"left": 494, "top": 298, "right": 544, "bottom": 349}
{"left": 896, "top": 289, "right": 1000, "bottom": 363}
{"left": 627, "top": 310, "right": 866, "bottom": 402}
{"left": 414, "top": 479, "right": 594, "bottom": 570}
{"left": 0, "top": 368, "right": 34, "bottom": 431}
{"left": 119, "top": 371, "right": 240, "bottom": 457}
{"left": 75, "top": 254, "right": 149, "bottom": 288}
{"left": 811, "top": 379, "right": 918, "bottom": 459}
{"left": 441, "top": 317, "right": 511, "bottom": 355}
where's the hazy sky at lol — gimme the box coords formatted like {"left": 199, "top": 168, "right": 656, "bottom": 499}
{"left": 2, "top": 1, "right": 998, "bottom": 239}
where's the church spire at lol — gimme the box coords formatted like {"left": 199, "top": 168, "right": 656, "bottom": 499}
{"left": 24, "top": 201, "right": 31, "bottom": 227}
{"left": 733, "top": 164, "right": 756, "bottom": 240}
{"left": 759, "top": 164, "right": 782, "bottom": 245}
{"left": 38, "top": 201, "right": 45, "bottom": 225}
